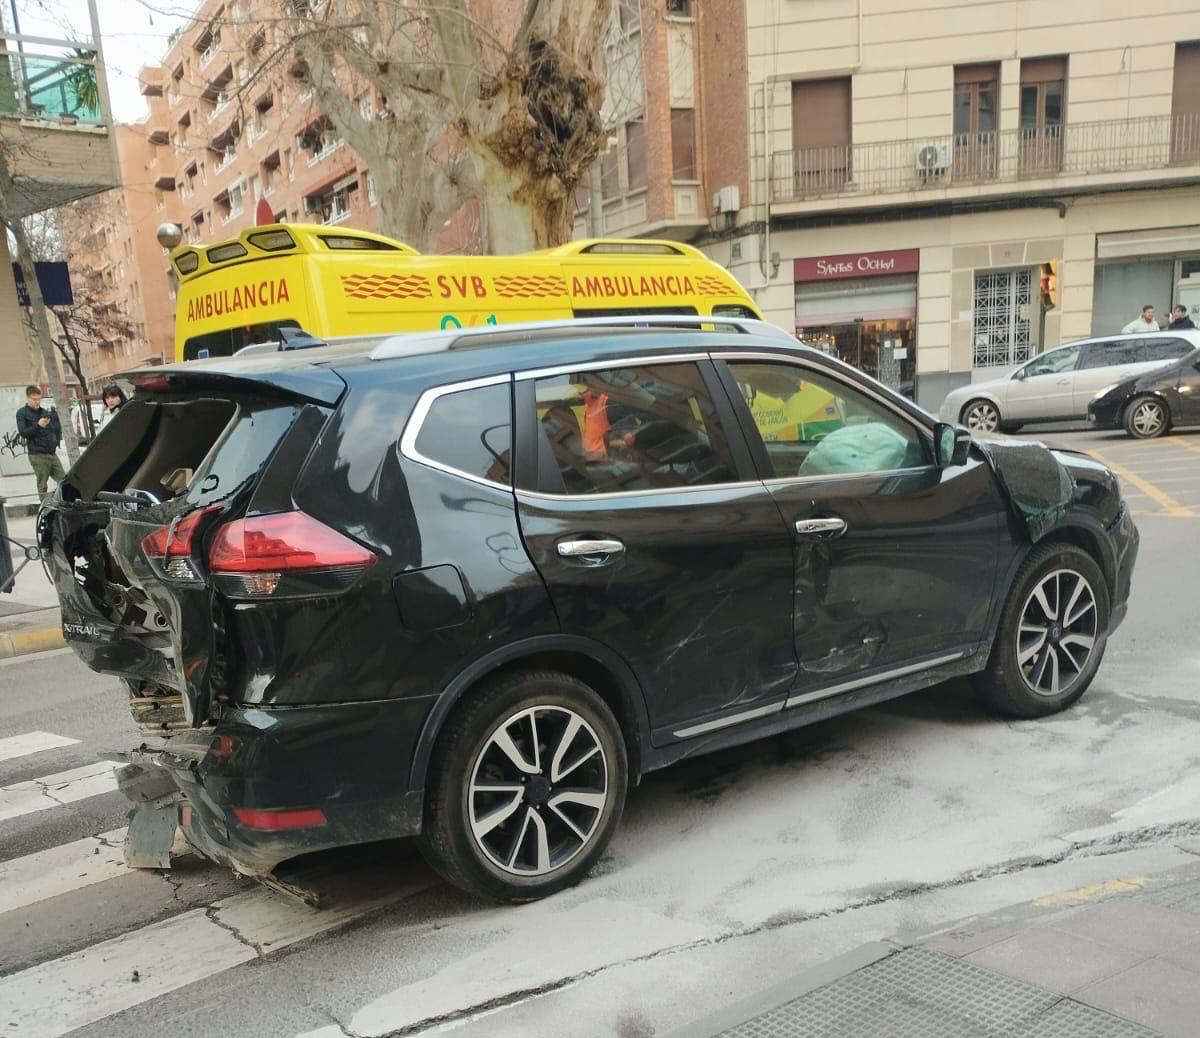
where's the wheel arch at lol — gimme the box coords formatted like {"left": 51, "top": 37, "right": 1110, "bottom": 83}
{"left": 408, "top": 635, "right": 652, "bottom": 794}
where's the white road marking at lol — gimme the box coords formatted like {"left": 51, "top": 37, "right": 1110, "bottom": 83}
{"left": 0, "top": 761, "right": 119, "bottom": 822}
{"left": 0, "top": 731, "right": 79, "bottom": 763}
{"left": 0, "top": 828, "right": 129, "bottom": 915}
{"left": 0, "top": 858, "right": 436, "bottom": 1038}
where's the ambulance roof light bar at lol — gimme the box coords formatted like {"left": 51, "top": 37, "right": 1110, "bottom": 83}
{"left": 368, "top": 314, "right": 795, "bottom": 362}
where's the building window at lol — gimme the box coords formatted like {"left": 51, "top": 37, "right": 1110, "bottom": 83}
{"left": 1019, "top": 56, "right": 1066, "bottom": 174}
{"left": 626, "top": 119, "right": 646, "bottom": 191}
{"left": 601, "top": 145, "right": 619, "bottom": 199}
{"left": 973, "top": 269, "right": 1035, "bottom": 368}
{"left": 790, "top": 77, "right": 851, "bottom": 193}
{"left": 358, "top": 92, "right": 374, "bottom": 120}
{"left": 954, "top": 64, "right": 999, "bottom": 179}
{"left": 670, "top": 108, "right": 696, "bottom": 180}
{"left": 366, "top": 172, "right": 378, "bottom": 207}
{"left": 666, "top": 0, "right": 691, "bottom": 15}
{"left": 1171, "top": 41, "right": 1200, "bottom": 161}
{"left": 617, "top": 0, "right": 640, "bottom": 32}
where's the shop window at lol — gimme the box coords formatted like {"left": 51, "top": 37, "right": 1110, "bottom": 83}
{"left": 973, "top": 269, "right": 1034, "bottom": 368}
{"left": 791, "top": 77, "right": 850, "bottom": 193}
{"left": 1091, "top": 260, "right": 1172, "bottom": 336}
{"left": 671, "top": 108, "right": 696, "bottom": 180}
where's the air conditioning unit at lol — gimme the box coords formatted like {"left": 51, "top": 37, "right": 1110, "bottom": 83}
{"left": 914, "top": 142, "right": 951, "bottom": 173}
{"left": 712, "top": 185, "right": 740, "bottom": 214}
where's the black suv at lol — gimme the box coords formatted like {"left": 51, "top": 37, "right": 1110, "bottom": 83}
{"left": 41, "top": 317, "right": 1138, "bottom": 902}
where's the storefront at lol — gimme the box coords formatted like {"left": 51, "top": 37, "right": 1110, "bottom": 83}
{"left": 1093, "top": 226, "right": 1200, "bottom": 333}
{"left": 794, "top": 249, "right": 920, "bottom": 398}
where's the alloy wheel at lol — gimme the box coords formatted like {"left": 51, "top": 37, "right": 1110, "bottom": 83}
{"left": 964, "top": 401, "right": 1000, "bottom": 433}
{"left": 468, "top": 705, "right": 609, "bottom": 877}
{"left": 1016, "top": 569, "right": 1099, "bottom": 697}
{"left": 1129, "top": 399, "right": 1166, "bottom": 438}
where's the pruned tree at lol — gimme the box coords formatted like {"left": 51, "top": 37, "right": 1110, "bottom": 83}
{"left": 224, "top": 0, "right": 613, "bottom": 252}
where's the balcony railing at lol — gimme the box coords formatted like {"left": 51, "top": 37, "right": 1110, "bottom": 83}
{"left": 772, "top": 113, "right": 1200, "bottom": 203}
{"left": 0, "top": 46, "right": 105, "bottom": 124}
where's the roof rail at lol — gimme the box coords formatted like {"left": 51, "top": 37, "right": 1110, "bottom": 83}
{"left": 368, "top": 314, "right": 794, "bottom": 361}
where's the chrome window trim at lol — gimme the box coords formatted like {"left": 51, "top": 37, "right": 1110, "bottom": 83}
{"left": 671, "top": 651, "right": 966, "bottom": 740}
{"left": 783, "top": 651, "right": 965, "bottom": 710}
{"left": 517, "top": 352, "right": 710, "bottom": 381}
{"left": 398, "top": 373, "right": 514, "bottom": 490}
{"left": 517, "top": 480, "right": 765, "bottom": 504}
{"left": 761, "top": 465, "right": 937, "bottom": 489}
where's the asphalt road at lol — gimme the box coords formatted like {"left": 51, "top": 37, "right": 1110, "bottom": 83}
{"left": 1, "top": 427, "right": 1198, "bottom": 1038}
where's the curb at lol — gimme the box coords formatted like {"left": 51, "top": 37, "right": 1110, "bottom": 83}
{"left": 0, "top": 624, "right": 66, "bottom": 659}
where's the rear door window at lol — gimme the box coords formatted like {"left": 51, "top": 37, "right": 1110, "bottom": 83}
{"left": 1080, "top": 340, "right": 1146, "bottom": 369}
{"left": 531, "top": 362, "right": 736, "bottom": 495}
{"left": 411, "top": 381, "right": 512, "bottom": 486}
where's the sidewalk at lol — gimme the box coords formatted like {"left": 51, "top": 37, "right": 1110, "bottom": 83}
{"left": 1, "top": 514, "right": 65, "bottom": 658}
{"left": 689, "top": 851, "right": 1200, "bottom": 1038}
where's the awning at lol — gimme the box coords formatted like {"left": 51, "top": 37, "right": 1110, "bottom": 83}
{"left": 1096, "top": 226, "right": 1200, "bottom": 261}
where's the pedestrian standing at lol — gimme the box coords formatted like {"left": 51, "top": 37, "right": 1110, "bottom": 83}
{"left": 99, "top": 384, "right": 127, "bottom": 429}
{"left": 1122, "top": 305, "right": 1160, "bottom": 333}
{"left": 15, "top": 385, "right": 66, "bottom": 498}
{"left": 1168, "top": 304, "right": 1196, "bottom": 330}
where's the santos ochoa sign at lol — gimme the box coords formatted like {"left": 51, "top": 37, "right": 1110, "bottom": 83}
{"left": 794, "top": 249, "right": 920, "bottom": 282}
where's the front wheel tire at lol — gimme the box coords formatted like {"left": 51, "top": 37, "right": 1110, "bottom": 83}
{"left": 419, "top": 670, "right": 628, "bottom": 902}
{"left": 973, "top": 543, "right": 1109, "bottom": 718}
{"left": 1124, "top": 395, "right": 1169, "bottom": 439}
{"left": 962, "top": 398, "right": 1002, "bottom": 433}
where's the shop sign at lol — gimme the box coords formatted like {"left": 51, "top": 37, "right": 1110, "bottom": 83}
{"left": 794, "top": 249, "right": 920, "bottom": 282}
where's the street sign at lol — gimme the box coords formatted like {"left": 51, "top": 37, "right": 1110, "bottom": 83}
{"left": 11, "top": 261, "right": 73, "bottom": 307}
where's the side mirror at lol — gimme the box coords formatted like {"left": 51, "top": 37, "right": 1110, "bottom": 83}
{"left": 1193, "top": 358, "right": 1200, "bottom": 371}
{"left": 1013, "top": 368, "right": 1027, "bottom": 381}
{"left": 935, "top": 422, "right": 973, "bottom": 468}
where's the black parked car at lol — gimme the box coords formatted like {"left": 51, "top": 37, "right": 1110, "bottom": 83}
{"left": 40, "top": 317, "right": 1138, "bottom": 902}
{"left": 1088, "top": 345, "right": 1200, "bottom": 438}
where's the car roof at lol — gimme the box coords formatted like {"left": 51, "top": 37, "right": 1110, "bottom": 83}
{"left": 1052, "top": 328, "right": 1200, "bottom": 349}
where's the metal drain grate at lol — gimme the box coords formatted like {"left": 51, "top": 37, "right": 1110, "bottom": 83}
{"left": 717, "top": 948, "right": 1158, "bottom": 1038}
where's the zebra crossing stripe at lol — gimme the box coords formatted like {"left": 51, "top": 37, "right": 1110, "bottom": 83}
{"left": 0, "top": 828, "right": 129, "bottom": 915}
{"left": 0, "top": 731, "right": 79, "bottom": 763}
{"left": 0, "top": 761, "right": 119, "bottom": 823}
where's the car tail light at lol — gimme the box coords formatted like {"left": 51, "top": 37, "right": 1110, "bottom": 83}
{"left": 141, "top": 506, "right": 218, "bottom": 582}
{"left": 208, "top": 510, "right": 376, "bottom": 598}
{"left": 232, "top": 806, "right": 328, "bottom": 831}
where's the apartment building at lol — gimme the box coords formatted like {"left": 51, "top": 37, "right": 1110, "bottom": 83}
{"left": 58, "top": 124, "right": 179, "bottom": 377}
{"left": 718, "top": 0, "right": 1200, "bottom": 409}
{"left": 573, "top": 0, "right": 750, "bottom": 244}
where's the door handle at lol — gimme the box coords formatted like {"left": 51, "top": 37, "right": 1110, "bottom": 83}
{"left": 557, "top": 538, "right": 625, "bottom": 558}
{"left": 1056, "top": 378, "right": 1070, "bottom": 385}
{"left": 795, "top": 517, "right": 847, "bottom": 537}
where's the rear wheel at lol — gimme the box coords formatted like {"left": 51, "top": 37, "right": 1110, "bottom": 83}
{"left": 973, "top": 543, "right": 1109, "bottom": 718}
{"left": 419, "top": 670, "right": 627, "bottom": 902}
{"left": 961, "top": 398, "right": 1002, "bottom": 433}
{"left": 1123, "top": 395, "right": 1169, "bottom": 439}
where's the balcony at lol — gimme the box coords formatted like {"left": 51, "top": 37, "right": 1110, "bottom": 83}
{"left": 771, "top": 113, "right": 1200, "bottom": 213}
{"left": 0, "top": 13, "right": 119, "bottom": 218}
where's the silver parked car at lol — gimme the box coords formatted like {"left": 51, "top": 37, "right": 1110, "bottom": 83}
{"left": 939, "top": 331, "right": 1200, "bottom": 432}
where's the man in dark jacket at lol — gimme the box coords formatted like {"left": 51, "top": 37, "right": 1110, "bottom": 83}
{"left": 1168, "top": 304, "right": 1196, "bottom": 330}
{"left": 16, "top": 385, "right": 65, "bottom": 497}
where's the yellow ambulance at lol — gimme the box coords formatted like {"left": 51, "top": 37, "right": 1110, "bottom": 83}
{"left": 168, "top": 223, "right": 762, "bottom": 362}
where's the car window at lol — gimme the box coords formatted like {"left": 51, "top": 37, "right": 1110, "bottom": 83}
{"left": 1144, "top": 337, "right": 1195, "bottom": 362}
{"left": 1022, "top": 344, "right": 1083, "bottom": 376}
{"left": 413, "top": 382, "right": 512, "bottom": 485}
{"left": 1079, "top": 340, "right": 1146, "bottom": 370}
{"left": 724, "top": 361, "right": 929, "bottom": 478}
{"left": 533, "top": 363, "right": 736, "bottom": 495}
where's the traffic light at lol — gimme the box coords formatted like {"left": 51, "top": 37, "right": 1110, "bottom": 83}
{"left": 1041, "top": 260, "right": 1060, "bottom": 310}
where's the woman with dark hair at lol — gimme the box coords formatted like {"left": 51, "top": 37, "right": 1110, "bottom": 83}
{"left": 99, "top": 384, "right": 127, "bottom": 429}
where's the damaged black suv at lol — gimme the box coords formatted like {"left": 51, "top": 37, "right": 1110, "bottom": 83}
{"left": 40, "top": 317, "right": 1138, "bottom": 902}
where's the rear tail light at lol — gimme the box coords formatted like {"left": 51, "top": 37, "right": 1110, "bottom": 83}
{"left": 233, "top": 806, "right": 328, "bottom": 831}
{"left": 208, "top": 510, "right": 376, "bottom": 598}
{"left": 141, "top": 506, "right": 219, "bottom": 582}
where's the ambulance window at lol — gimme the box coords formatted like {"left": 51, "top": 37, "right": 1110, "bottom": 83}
{"left": 712, "top": 304, "right": 759, "bottom": 319}
{"left": 725, "top": 361, "right": 928, "bottom": 479}
{"left": 572, "top": 306, "right": 697, "bottom": 319}
{"left": 183, "top": 319, "right": 301, "bottom": 360}
{"left": 532, "top": 362, "right": 736, "bottom": 495}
